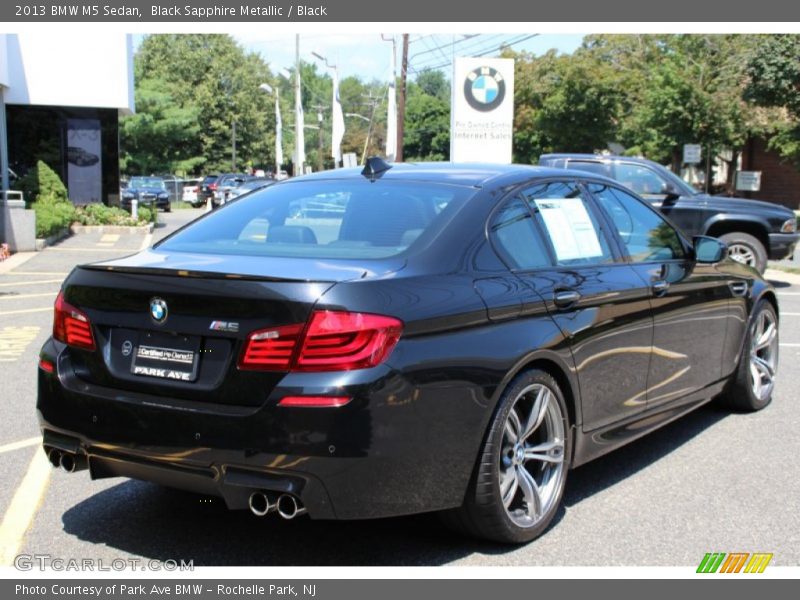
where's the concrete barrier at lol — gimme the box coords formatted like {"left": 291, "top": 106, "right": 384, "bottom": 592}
{"left": 0, "top": 190, "right": 36, "bottom": 252}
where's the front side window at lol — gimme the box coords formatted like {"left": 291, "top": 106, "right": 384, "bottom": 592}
{"left": 520, "top": 181, "right": 614, "bottom": 266}
{"left": 588, "top": 183, "right": 686, "bottom": 262}
{"left": 157, "top": 179, "right": 472, "bottom": 260}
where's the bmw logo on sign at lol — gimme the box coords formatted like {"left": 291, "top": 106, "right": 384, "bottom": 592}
{"left": 150, "top": 298, "right": 168, "bottom": 324}
{"left": 464, "top": 66, "right": 506, "bottom": 112}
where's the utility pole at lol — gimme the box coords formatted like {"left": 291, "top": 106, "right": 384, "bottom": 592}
{"left": 397, "top": 33, "right": 409, "bottom": 162}
{"left": 231, "top": 119, "right": 237, "bottom": 171}
{"left": 314, "top": 106, "right": 325, "bottom": 172}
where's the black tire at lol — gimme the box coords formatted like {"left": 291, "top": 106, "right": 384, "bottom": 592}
{"left": 720, "top": 299, "right": 778, "bottom": 412}
{"left": 719, "top": 232, "right": 767, "bottom": 274}
{"left": 164, "top": 203, "right": 172, "bottom": 213}
{"left": 441, "top": 369, "right": 571, "bottom": 544}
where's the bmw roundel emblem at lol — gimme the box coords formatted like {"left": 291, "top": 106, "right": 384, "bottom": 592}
{"left": 464, "top": 66, "right": 506, "bottom": 112}
{"left": 150, "top": 297, "right": 168, "bottom": 324}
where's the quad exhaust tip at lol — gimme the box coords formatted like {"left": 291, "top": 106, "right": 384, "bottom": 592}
{"left": 248, "top": 491, "right": 277, "bottom": 517}
{"left": 58, "top": 452, "right": 87, "bottom": 473}
{"left": 46, "top": 447, "right": 62, "bottom": 468}
{"left": 277, "top": 494, "right": 307, "bottom": 520}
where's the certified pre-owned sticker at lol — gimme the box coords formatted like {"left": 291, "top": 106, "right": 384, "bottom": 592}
{"left": 136, "top": 345, "right": 194, "bottom": 364}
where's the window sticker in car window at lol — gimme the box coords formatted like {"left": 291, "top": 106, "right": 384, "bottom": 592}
{"left": 534, "top": 198, "right": 604, "bottom": 261}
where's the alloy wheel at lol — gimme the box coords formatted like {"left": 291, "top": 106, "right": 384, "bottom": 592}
{"left": 728, "top": 243, "right": 757, "bottom": 267}
{"left": 499, "top": 383, "right": 566, "bottom": 528}
{"left": 750, "top": 308, "right": 778, "bottom": 402}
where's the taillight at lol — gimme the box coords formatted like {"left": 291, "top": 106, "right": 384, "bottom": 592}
{"left": 238, "top": 323, "right": 303, "bottom": 371}
{"left": 278, "top": 396, "right": 352, "bottom": 408}
{"left": 53, "top": 291, "right": 96, "bottom": 351}
{"left": 238, "top": 311, "right": 403, "bottom": 372}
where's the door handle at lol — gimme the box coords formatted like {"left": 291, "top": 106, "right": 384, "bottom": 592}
{"left": 652, "top": 280, "right": 670, "bottom": 296}
{"left": 729, "top": 281, "right": 748, "bottom": 297}
{"left": 553, "top": 290, "right": 581, "bottom": 308}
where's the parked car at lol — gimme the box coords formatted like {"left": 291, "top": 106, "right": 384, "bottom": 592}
{"left": 181, "top": 178, "right": 203, "bottom": 206}
{"left": 226, "top": 177, "right": 275, "bottom": 200}
{"left": 197, "top": 175, "right": 220, "bottom": 207}
{"left": 120, "top": 176, "right": 171, "bottom": 212}
{"left": 539, "top": 154, "right": 799, "bottom": 273}
{"left": 213, "top": 173, "right": 250, "bottom": 206}
{"left": 38, "top": 160, "right": 778, "bottom": 543}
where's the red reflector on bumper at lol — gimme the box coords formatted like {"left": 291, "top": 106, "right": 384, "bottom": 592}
{"left": 277, "top": 396, "right": 352, "bottom": 408}
{"left": 39, "top": 358, "right": 55, "bottom": 373}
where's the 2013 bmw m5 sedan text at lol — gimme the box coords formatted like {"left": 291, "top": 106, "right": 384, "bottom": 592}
{"left": 37, "top": 160, "right": 779, "bottom": 543}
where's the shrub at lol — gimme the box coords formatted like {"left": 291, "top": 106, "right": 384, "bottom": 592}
{"left": 73, "top": 203, "right": 151, "bottom": 227}
{"left": 18, "top": 160, "right": 68, "bottom": 205}
{"left": 34, "top": 196, "right": 76, "bottom": 238}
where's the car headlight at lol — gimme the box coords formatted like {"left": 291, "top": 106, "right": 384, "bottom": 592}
{"left": 158, "top": 192, "right": 169, "bottom": 199}
{"left": 122, "top": 192, "right": 134, "bottom": 200}
{"left": 781, "top": 218, "right": 797, "bottom": 233}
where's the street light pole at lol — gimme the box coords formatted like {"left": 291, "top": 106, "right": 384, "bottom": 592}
{"left": 294, "top": 34, "right": 304, "bottom": 176}
{"left": 259, "top": 83, "right": 283, "bottom": 177}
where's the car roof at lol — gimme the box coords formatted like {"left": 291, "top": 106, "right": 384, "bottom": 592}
{"left": 287, "top": 162, "right": 581, "bottom": 188}
{"left": 541, "top": 153, "right": 658, "bottom": 166}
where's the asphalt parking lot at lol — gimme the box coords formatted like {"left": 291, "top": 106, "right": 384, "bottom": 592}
{"left": 1, "top": 209, "right": 798, "bottom": 567}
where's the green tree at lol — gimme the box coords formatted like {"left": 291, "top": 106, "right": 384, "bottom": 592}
{"left": 744, "top": 35, "right": 800, "bottom": 165}
{"left": 123, "top": 34, "right": 274, "bottom": 176}
{"left": 404, "top": 78, "right": 450, "bottom": 161}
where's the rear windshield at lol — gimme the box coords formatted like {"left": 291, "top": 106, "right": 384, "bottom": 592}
{"left": 157, "top": 179, "right": 474, "bottom": 259}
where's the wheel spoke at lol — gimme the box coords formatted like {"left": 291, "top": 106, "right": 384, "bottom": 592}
{"left": 753, "top": 355, "right": 774, "bottom": 379}
{"left": 500, "top": 468, "right": 518, "bottom": 508}
{"left": 521, "top": 387, "right": 549, "bottom": 441}
{"left": 749, "top": 360, "right": 762, "bottom": 397}
{"left": 505, "top": 409, "right": 521, "bottom": 444}
{"left": 524, "top": 439, "right": 565, "bottom": 464}
{"left": 756, "top": 322, "right": 776, "bottom": 351}
{"left": 516, "top": 466, "right": 543, "bottom": 518}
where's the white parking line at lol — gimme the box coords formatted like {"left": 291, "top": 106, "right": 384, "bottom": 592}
{"left": 0, "top": 307, "right": 52, "bottom": 316}
{"left": 779, "top": 343, "right": 800, "bottom": 347}
{"left": 0, "top": 292, "right": 56, "bottom": 301}
{"left": 0, "top": 437, "right": 40, "bottom": 455}
{"left": 0, "top": 450, "right": 51, "bottom": 566}
{"left": 0, "top": 279, "right": 63, "bottom": 288}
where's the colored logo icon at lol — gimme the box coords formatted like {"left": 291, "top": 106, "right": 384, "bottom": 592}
{"left": 464, "top": 66, "right": 506, "bottom": 112}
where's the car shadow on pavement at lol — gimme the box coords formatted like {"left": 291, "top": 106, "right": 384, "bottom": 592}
{"left": 60, "top": 404, "right": 731, "bottom": 566}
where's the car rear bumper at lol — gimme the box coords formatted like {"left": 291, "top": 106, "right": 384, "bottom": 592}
{"left": 36, "top": 338, "right": 489, "bottom": 520}
{"left": 768, "top": 232, "right": 799, "bottom": 260}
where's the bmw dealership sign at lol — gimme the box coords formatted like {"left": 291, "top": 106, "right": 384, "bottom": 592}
{"left": 451, "top": 57, "right": 515, "bottom": 163}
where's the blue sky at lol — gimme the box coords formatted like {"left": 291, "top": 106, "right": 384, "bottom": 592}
{"left": 133, "top": 33, "right": 585, "bottom": 82}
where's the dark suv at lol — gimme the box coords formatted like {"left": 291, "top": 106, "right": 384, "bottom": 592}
{"left": 539, "top": 154, "right": 798, "bottom": 273}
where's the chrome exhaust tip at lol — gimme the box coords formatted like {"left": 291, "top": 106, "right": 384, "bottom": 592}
{"left": 248, "top": 491, "right": 276, "bottom": 517}
{"left": 58, "top": 452, "right": 87, "bottom": 473}
{"left": 276, "top": 494, "right": 307, "bottom": 520}
{"left": 46, "top": 447, "right": 61, "bottom": 468}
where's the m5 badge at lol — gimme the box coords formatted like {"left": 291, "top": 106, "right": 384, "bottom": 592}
{"left": 209, "top": 321, "right": 239, "bottom": 333}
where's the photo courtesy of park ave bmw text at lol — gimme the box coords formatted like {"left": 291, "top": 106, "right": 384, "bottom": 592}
{"left": 0, "top": 0, "right": 799, "bottom": 594}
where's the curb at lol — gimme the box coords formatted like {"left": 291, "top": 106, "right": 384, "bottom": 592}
{"left": 35, "top": 228, "right": 71, "bottom": 251}
{"left": 69, "top": 223, "right": 154, "bottom": 235}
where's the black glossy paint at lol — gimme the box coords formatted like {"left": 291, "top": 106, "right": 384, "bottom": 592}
{"left": 37, "top": 163, "right": 776, "bottom": 520}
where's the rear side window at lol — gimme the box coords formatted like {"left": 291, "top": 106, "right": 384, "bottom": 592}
{"left": 157, "top": 179, "right": 472, "bottom": 259}
{"left": 490, "top": 197, "right": 552, "bottom": 270}
{"left": 520, "top": 182, "right": 614, "bottom": 266}
{"left": 588, "top": 183, "right": 686, "bottom": 262}
{"left": 566, "top": 160, "right": 610, "bottom": 177}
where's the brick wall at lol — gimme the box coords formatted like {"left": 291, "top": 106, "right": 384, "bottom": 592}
{"left": 741, "top": 137, "right": 800, "bottom": 210}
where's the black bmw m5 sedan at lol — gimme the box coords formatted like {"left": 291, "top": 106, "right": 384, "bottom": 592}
{"left": 37, "top": 160, "right": 778, "bottom": 543}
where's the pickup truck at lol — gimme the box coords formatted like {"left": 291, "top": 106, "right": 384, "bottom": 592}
{"left": 539, "top": 153, "right": 798, "bottom": 273}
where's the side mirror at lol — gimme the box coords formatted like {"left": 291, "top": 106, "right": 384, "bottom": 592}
{"left": 694, "top": 236, "right": 727, "bottom": 263}
{"left": 661, "top": 182, "right": 682, "bottom": 202}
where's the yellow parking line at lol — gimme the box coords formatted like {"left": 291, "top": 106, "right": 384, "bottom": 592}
{"left": 99, "top": 234, "right": 120, "bottom": 244}
{"left": 0, "top": 279, "right": 64, "bottom": 288}
{"left": 0, "top": 292, "right": 56, "bottom": 301}
{"left": 0, "top": 450, "right": 51, "bottom": 566}
{"left": 0, "top": 437, "right": 41, "bottom": 455}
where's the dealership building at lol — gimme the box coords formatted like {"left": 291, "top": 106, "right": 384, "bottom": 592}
{"left": 0, "top": 32, "right": 134, "bottom": 249}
